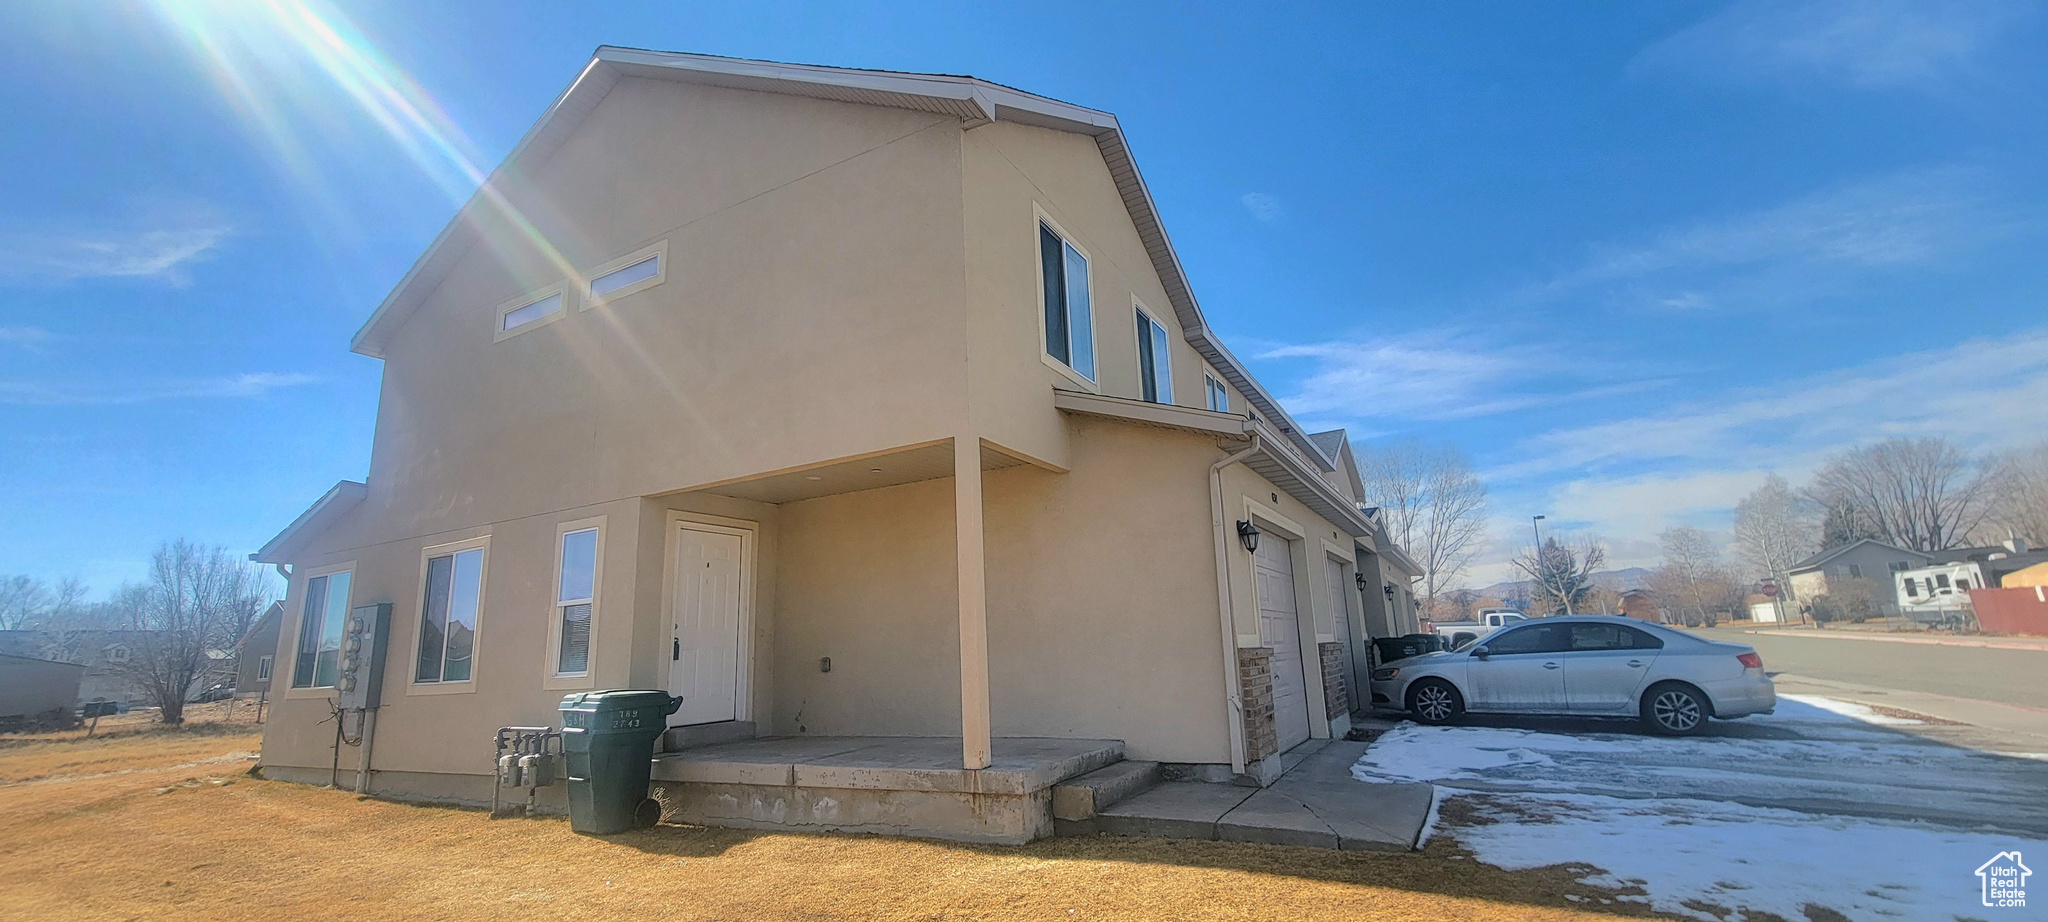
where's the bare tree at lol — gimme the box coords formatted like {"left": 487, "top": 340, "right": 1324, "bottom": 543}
{"left": 1357, "top": 440, "right": 1489, "bottom": 618}
{"left": 1979, "top": 442, "right": 2048, "bottom": 547}
{"left": 1733, "top": 475, "right": 1820, "bottom": 615}
{"left": 1806, "top": 438, "right": 1990, "bottom": 552}
{"left": 0, "top": 575, "right": 51, "bottom": 629}
{"left": 110, "top": 540, "right": 273, "bottom": 724}
{"left": 1511, "top": 534, "right": 1606, "bottom": 615}
{"left": 1650, "top": 526, "right": 1726, "bottom": 626}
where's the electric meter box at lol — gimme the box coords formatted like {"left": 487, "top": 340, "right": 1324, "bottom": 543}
{"left": 336, "top": 602, "right": 392, "bottom": 710}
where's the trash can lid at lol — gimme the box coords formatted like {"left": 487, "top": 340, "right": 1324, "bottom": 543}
{"left": 559, "top": 689, "right": 682, "bottom": 714}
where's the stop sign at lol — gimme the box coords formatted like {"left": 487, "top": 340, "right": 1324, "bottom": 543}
{"left": 1760, "top": 581, "right": 1780, "bottom": 598}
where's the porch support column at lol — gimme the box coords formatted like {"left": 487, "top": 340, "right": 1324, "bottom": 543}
{"left": 955, "top": 435, "right": 993, "bottom": 770}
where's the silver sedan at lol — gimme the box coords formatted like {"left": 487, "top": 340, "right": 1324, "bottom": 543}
{"left": 1368, "top": 615, "right": 1775, "bottom": 735}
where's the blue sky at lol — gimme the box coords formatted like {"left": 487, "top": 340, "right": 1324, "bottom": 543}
{"left": 3, "top": 0, "right": 2045, "bottom": 595}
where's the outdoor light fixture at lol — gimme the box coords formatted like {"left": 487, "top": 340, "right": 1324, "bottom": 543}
{"left": 1236, "top": 520, "right": 1261, "bottom": 553}
{"left": 1355, "top": 571, "right": 1369, "bottom": 590}
{"left": 1383, "top": 582, "right": 1397, "bottom": 600}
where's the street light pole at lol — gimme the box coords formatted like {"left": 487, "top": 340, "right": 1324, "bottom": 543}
{"left": 1532, "top": 514, "right": 1572, "bottom": 616}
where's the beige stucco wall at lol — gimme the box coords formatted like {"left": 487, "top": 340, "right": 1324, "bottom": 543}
{"left": 259, "top": 78, "right": 1367, "bottom": 782}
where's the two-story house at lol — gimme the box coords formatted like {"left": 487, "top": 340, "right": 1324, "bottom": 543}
{"left": 250, "top": 49, "right": 1419, "bottom": 843}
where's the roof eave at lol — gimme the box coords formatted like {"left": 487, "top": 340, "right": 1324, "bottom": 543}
{"left": 250, "top": 481, "right": 367, "bottom": 565}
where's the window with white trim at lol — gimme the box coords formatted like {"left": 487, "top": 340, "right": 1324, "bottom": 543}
{"left": 591, "top": 255, "right": 657, "bottom": 298}
{"left": 553, "top": 527, "right": 599, "bottom": 676}
{"left": 1039, "top": 221, "right": 1094, "bottom": 381}
{"left": 1205, "top": 374, "right": 1229, "bottom": 412}
{"left": 256, "top": 655, "right": 273, "bottom": 681}
{"left": 499, "top": 291, "right": 564, "bottom": 334}
{"left": 292, "top": 570, "right": 352, "bottom": 688}
{"left": 416, "top": 546, "right": 483, "bottom": 684}
{"left": 1135, "top": 306, "right": 1172, "bottom": 404}
{"left": 582, "top": 241, "right": 667, "bottom": 307}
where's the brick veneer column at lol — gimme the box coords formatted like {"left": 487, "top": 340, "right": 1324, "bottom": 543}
{"left": 1319, "top": 642, "right": 1348, "bottom": 719}
{"left": 1236, "top": 646, "right": 1277, "bottom": 764}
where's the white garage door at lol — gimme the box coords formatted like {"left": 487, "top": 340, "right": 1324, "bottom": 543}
{"left": 1255, "top": 536, "right": 1312, "bottom": 752}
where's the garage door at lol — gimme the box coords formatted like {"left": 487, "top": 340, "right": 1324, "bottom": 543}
{"left": 1255, "top": 536, "right": 1312, "bottom": 752}
{"left": 1325, "top": 558, "right": 1356, "bottom": 714}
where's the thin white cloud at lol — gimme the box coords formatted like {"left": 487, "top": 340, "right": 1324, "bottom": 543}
{"left": 0, "top": 327, "right": 53, "bottom": 349}
{"left": 0, "top": 200, "right": 231, "bottom": 286}
{"left": 1490, "top": 330, "right": 2048, "bottom": 484}
{"left": 1240, "top": 192, "right": 1283, "bottom": 223}
{"left": 1535, "top": 166, "right": 1991, "bottom": 310}
{"left": 1635, "top": 0, "right": 2029, "bottom": 90}
{"left": 0, "top": 372, "right": 318, "bottom": 406}
{"left": 1260, "top": 331, "right": 1665, "bottom": 424}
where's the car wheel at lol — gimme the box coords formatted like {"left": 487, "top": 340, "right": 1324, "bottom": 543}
{"left": 1642, "top": 683, "right": 1707, "bottom": 735}
{"left": 1408, "top": 679, "right": 1464, "bottom": 725}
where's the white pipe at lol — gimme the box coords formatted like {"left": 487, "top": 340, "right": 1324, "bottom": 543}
{"left": 353, "top": 709, "right": 377, "bottom": 795}
{"left": 1209, "top": 434, "right": 1262, "bottom": 775}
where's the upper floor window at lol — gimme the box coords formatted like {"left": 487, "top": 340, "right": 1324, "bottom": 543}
{"left": 292, "top": 569, "right": 352, "bottom": 688}
{"left": 1039, "top": 221, "right": 1095, "bottom": 382}
{"left": 496, "top": 289, "right": 566, "bottom": 340}
{"left": 1205, "top": 374, "right": 1229, "bottom": 413}
{"left": 583, "top": 241, "right": 668, "bottom": 306}
{"left": 416, "top": 543, "right": 485, "bottom": 684}
{"left": 1847, "top": 564, "right": 1863, "bottom": 578}
{"left": 1134, "top": 305, "right": 1172, "bottom": 403}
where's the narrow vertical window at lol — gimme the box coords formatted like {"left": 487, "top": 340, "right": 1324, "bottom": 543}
{"left": 416, "top": 546, "right": 484, "bottom": 684}
{"left": 1135, "top": 307, "right": 1172, "bottom": 403}
{"left": 293, "top": 570, "right": 351, "bottom": 688}
{"left": 1039, "top": 221, "right": 1094, "bottom": 381}
{"left": 257, "top": 655, "right": 273, "bottom": 681}
{"left": 555, "top": 528, "right": 599, "bottom": 676}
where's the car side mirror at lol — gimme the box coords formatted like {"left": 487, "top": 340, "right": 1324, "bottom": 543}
{"left": 1470, "top": 646, "right": 1490, "bottom": 659}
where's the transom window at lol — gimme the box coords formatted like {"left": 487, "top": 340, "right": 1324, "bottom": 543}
{"left": 591, "top": 255, "right": 657, "bottom": 298}
{"left": 554, "top": 527, "right": 599, "bottom": 677}
{"left": 1205, "top": 374, "right": 1229, "bottom": 412}
{"left": 292, "top": 570, "right": 352, "bottom": 688}
{"left": 1135, "top": 306, "right": 1172, "bottom": 404}
{"left": 582, "top": 242, "right": 667, "bottom": 306}
{"left": 1039, "top": 221, "right": 1095, "bottom": 381}
{"left": 499, "top": 291, "right": 564, "bottom": 334}
{"left": 416, "top": 546, "right": 484, "bottom": 684}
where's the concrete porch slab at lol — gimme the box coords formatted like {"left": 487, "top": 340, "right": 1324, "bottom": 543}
{"left": 649, "top": 736, "right": 1125, "bottom": 845}
{"left": 652, "top": 736, "right": 1123, "bottom": 795}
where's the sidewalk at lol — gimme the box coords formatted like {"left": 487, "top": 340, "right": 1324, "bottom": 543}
{"left": 1737, "top": 627, "right": 2048, "bottom": 652}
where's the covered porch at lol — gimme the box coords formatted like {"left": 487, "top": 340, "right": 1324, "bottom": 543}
{"left": 649, "top": 735, "right": 1124, "bottom": 844}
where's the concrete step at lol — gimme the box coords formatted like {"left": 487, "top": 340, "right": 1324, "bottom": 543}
{"left": 660, "top": 720, "right": 756, "bottom": 753}
{"left": 1089, "top": 781, "right": 1256, "bottom": 841}
{"left": 1051, "top": 759, "right": 1161, "bottom": 822}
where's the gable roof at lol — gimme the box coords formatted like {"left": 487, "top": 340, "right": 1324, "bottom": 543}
{"left": 348, "top": 47, "right": 1335, "bottom": 473}
{"left": 1787, "top": 538, "right": 1926, "bottom": 573}
{"left": 250, "top": 480, "right": 366, "bottom": 565}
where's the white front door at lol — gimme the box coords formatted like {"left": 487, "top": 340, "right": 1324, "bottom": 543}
{"left": 1324, "top": 558, "right": 1356, "bottom": 714}
{"left": 668, "top": 524, "right": 744, "bottom": 726}
{"left": 1255, "top": 536, "right": 1312, "bottom": 752}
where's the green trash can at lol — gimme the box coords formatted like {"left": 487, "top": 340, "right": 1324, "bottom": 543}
{"left": 559, "top": 690, "right": 682, "bottom": 834}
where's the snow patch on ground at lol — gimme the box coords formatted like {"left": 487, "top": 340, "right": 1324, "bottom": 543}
{"left": 1355, "top": 695, "right": 2048, "bottom": 920}
{"left": 1451, "top": 791, "right": 2037, "bottom": 921}
{"left": 1777, "top": 692, "right": 1923, "bottom": 725}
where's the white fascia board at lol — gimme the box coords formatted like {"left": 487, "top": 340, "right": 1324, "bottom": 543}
{"left": 250, "top": 480, "right": 367, "bottom": 565}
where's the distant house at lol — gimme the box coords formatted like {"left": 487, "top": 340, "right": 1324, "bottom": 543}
{"left": 0, "top": 653, "right": 86, "bottom": 726}
{"left": 233, "top": 602, "right": 284, "bottom": 696}
{"left": 1786, "top": 539, "right": 1930, "bottom": 617}
{"left": 1620, "top": 589, "right": 1662, "bottom": 623}
{"left": 0, "top": 630, "right": 161, "bottom": 707}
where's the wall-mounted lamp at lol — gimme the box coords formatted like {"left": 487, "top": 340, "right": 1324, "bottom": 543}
{"left": 1236, "top": 520, "right": 1261, "bottom": 553}
{"left": 1383, "top": 582, "right": 1397, "bottom": 601}
{"left": 1354, "top": 571, "right": 1369, "bottom": 591}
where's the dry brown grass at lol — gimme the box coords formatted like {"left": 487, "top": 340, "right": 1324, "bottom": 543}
{"left": 0, "top": 723, "right": 1664, "bottom": 922}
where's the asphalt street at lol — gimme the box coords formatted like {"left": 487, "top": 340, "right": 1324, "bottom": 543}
{"left": 1696, "top": 625, "right": 2048, "bottom": 709}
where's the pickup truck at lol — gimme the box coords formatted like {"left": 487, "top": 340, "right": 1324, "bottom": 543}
{"left": 1424, "top": 609, "right": 1529, "bottom": 650}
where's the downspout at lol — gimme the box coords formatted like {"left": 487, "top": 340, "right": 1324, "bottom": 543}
{"left": 1209, "top": 433, "right": 1262, "bottom": 775}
